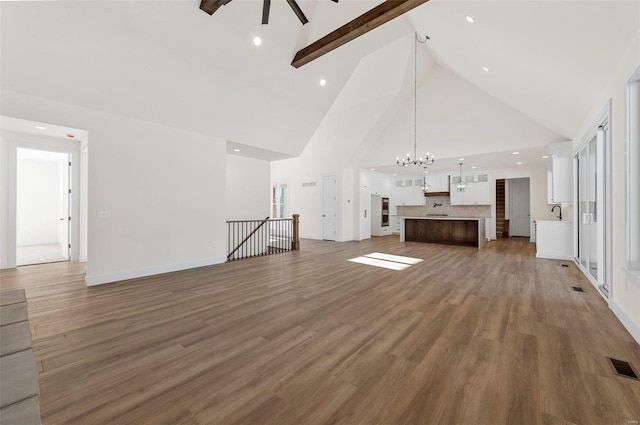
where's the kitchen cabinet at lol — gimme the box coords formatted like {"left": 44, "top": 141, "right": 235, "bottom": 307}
{"left": 405, "top": 219, "right": 427, "bottom": 242}
{"left": 424, "top": 173, "right": 449, "bottom": 194}
{"left": 450, "top": 174, "right": 491, "bottom": 205}
{"left": 547, "top": 142, "right": 573, "bottom": 204}
{"left": 394, "top": 179, "right": 425, "bottom": 206}
{"left": 536, "top": 220, "right": 573, "bottom": 259}
{"left": 391, "top": 216, "right": 401, "bottom": 234}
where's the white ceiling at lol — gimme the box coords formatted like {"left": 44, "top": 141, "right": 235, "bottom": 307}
{"left": 1, "top": 0, "right": 638, "bottom": 171}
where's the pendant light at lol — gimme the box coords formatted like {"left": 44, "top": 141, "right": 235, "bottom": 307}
{"left": 396, "top": 31, "right": 434, "bottom": 168}
{"left": 422, "top": 167, "right": 430, "bottom": 193}
{"left": 456, "top": 162, "right": 466, "bottom": 192}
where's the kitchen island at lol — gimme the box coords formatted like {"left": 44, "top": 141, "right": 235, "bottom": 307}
{"left": 399, "top": 217, "right": 486, "bottom": 248}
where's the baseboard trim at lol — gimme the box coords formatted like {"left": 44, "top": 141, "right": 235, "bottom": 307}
{"left": 85, "top": 256, "right": 226, "bottom": 286}
{"left": 536, "top": 252, "right": 573, "bottom": 260}
{"left": 611, "top": 299, "right": 640, "bottom": 346}
{"left": 0, "top": 262, "right": 9, "bottom": 270}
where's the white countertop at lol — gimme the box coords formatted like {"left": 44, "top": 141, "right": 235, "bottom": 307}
{"left": 399, "top": 216, "right": 486, "bottom": 221}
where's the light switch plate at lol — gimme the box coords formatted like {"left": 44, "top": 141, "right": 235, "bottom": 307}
{"left": 97, "top": 210, "right": 112, "bottom": 218}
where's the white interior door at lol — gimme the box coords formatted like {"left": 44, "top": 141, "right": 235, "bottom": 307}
{"left": 322, "top": 175, "right": 337, "bottom": 241}
{"left": 509, "top": 178, "right": 530, "bottom": 237}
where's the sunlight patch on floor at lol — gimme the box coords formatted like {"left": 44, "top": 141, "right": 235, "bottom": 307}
{"left": 348, "top": 252, "right": 423, "bottom": 271}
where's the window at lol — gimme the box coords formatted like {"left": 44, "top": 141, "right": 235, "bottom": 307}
{"left": 627, "top": 69, "right": 640, "bottom": 286}
{"left": 272, "top": 183, "right": 288, "bottom": 219}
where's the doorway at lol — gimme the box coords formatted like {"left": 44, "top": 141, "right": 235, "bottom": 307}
{"left": 509, "top": 177, "right": 530, "bottom": 237}
{"left": 16, "top": 148, "right": 71, "bottom": 265}
{"left": 322, "top": 175, "right": 337, "bottom": 241}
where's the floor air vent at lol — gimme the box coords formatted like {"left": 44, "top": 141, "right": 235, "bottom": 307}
{"left": 571, "top": 286, "right": 584, "bottom": 292}
{"left": 607, "top": 357, "right": 640, "bottom": 381}
{"left": 561, "top": 264, "right": 569, "bottom": 268}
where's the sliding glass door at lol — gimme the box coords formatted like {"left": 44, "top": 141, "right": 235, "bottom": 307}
{"left": 576, "top": 126, "right": 607, "bottom": 296}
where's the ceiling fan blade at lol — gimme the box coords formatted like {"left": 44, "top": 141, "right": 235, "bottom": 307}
{"left": 199, "top": 0, "right": 222, "bottom": 15}
{"left": 199, "top": 0, "right": 232, "bottom": 15}
{"left": 262, "top": 0, "right": 271, "bottom": 24}
{"left": 285, "top": 0, "right": 308, "bottom": 25}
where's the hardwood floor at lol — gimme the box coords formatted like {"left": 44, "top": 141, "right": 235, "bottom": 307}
{"left": 1, "top": 237, "right": 640, "bottom": 424}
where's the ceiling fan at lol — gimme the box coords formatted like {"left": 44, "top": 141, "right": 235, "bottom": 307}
{"left": 199, "top": 0, "right": 338, "bottom": 25}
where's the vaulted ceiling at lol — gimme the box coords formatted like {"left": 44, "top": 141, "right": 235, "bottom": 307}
{"left": 1, "top": 1, "right": 638, "bottom": 165}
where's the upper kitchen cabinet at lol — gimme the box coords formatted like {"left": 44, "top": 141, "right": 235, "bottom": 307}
{"left": 450, "top": 173, "right": 491, "bottom": 205}
{"left": 424, "top": 173, "right": 449, "bottom": 195}
{"left": 548, "top": 142, "right": 573, "bottom": 204}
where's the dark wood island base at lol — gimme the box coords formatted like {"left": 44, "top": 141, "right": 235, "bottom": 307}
{"left": 400, "top": 217, "right": 486, "bottom": 248}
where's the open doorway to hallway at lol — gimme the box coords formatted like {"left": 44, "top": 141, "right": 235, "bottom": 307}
{"left": 1, "top": 115, "right": 88, "bottom": 270}
{"left": 16, "top": 148, "right": 71, "bottom": 266}
{"left": 508, "top": 177, "right": 531, "bottom": 238}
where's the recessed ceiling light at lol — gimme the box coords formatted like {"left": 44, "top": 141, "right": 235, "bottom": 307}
{"left": 542, "top": 155, "right": 549, "bottom": 158}
{"left": 253, "top": 36, "right": 262, "bottom": 46}
{"left": 35, "top": 126, "right": 46, "bottom": 130}
{"left": 466, "top": 16, "right": 474, "bottom": 23}
{"left": 483, "top": 66, "right": 489, "bottom": 72}
{"left": 233, "top": 148, "right": 241, "bottom": 152}
{"left": 471, "top": 166, "right": 477, "bottom": 169}
{"left": 512, "top": 151, "right": 519, "bottom": 155}
{"left": 459, "top": 157, "right": 465, "bottom": 161}
{"left": 393, "top": 174, "right": 397, "bottom": 176}
{"left": 370, "top": 168, "right": 375, "bottom": 171}
{"left": 517, "top": 162, "right": 523, "bottom": 165}
{"left": 320, "top": 79, "right": 327, "bottom": 86}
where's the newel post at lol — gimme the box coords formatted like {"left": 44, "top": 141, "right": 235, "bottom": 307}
{"left": 292, "top": 214, "right": 300, "bottom": 250}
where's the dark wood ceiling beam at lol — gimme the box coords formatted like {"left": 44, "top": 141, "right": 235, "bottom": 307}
{"left": 200, "top": 0, "right": 232, "bottom": 16}
{"left": 200, "top": 0, "right": 222, "bottom": 15}
{"left": 291, "top": 0, "right": 429, "bottom": 68}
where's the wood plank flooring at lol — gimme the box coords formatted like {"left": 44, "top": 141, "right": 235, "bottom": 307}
{"left": 1, "top": 236, "right": 640, "bottom": 425}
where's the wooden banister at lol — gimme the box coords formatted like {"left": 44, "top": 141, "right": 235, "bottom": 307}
{"left": 292, "top": 214, "right": 300, "bottom": 250}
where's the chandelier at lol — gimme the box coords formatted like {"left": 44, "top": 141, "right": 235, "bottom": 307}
{"left": 397, "top": 31, "right": 434, "bottom": 168}
{"left": 456, "top": 162, "right": 466, "bottom": 192}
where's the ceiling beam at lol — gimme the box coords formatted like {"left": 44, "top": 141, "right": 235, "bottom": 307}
{"left": 291, "top": 0, "right": 429, "bottom": 68}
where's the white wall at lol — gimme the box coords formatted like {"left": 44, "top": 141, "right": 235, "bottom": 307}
{"left": 271, "top": 35, "right": 414, "bottom": 242}
{"left": 573, "top": 31, "right": 640, "bottom": 344}
{"left": 1, "top": 90, "right": 227, "bottom": 285}
{"left": 226, "top": 154, "right": 270, "bottom": 221}
{"left": 16, "top": 157, "right": 62, "bottom": 245}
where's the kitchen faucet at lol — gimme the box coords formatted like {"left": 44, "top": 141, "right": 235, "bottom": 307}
{"left": 433, "top": 202, "right": 443, "bottom": 208}
{"left": 551, "top": 205, "right": 562, "bottom": 221}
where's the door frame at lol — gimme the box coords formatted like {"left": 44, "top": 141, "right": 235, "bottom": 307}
{"left": 573, "top": 101, "right": 612, "bottom": 303}
{"left": 7, "top": 141, "right": 83, "bottom": 268}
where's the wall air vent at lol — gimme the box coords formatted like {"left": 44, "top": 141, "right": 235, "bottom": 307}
{"left": 302, "top": 182, "right": 316, "bottom": 187}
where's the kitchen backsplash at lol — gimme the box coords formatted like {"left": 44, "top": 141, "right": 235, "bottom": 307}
{"left": 396, "top": 196, "right": 491, "bottom": 218}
